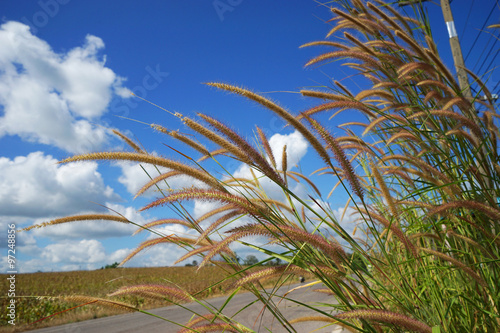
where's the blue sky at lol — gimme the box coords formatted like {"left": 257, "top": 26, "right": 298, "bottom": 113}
{"left": 0, "top": 1, "right": 498, "bottom": 273}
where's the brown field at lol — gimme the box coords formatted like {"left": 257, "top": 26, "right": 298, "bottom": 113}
{"left": 1, "top": 265, "right": 283, "bottom": 332}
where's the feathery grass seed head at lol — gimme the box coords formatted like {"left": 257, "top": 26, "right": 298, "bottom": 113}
{"left": 21, "top": 214, "right": 130, "bottom": 232}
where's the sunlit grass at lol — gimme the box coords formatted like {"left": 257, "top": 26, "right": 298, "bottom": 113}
{"left": 18, "top": 0, "right": 500, "bottom": 332}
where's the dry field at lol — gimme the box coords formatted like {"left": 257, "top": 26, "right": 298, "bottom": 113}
{"left": 1, "top": 265, "right": 278, "bottom": 332}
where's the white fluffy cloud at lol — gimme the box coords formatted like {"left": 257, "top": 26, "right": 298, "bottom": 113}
{"left": 1, "top": 203, "right": 151, "bottom": 272}
{"left": 0, "top": 21, "right": 130, "bottom": 153}
{"left": 268, "top": 130, "right": 308, "bottom": 170}
{"left": 0, "top": 238, "right": 132, "bottom": 273}
{"left": 232, "top": 130, "right": 308, "bottom": 202}
{"left": 39, "top": 239, "right": 130, "bottom": 271}
{"left": 29, "top": 203, "right": 144, "bottom": 240}
{"left": 332, "top": 205, "right": 362, "bottom": 237}
{"left": 233, "top": 130, "right": 308, "bottom": 179}
{"left": 118, "top": 161, "right": 205, "bottom": 197}
{"left": 0, "top": 217, "right": 33, "bottom": 249}
{"left": 42, "top": 239, "right": 107, "bottom": 264}
{"left": 193, "top": 201, "right": 222, "bottom": 221}
{"left": 0, "top": 152, "right": 119, "bottom": 218}
{"left": 118, "top": 162, "right": 166, "bottom": 197}
{"left": 124, "top": 242, "right": 187, "bottom": 268}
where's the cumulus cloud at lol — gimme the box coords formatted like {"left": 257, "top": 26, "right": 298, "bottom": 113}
{"left": 233, "top": 130, "right": 307, "bottom": 178}
{"left": 124, "top": 242, "right": 188, "bottom": 268}
{"left": 268, "top": 130, "right": 308, "bottom": 170}
{"left": 2, "top": 238, "right": 134, "bottom": 273}
{"left": 193, "top": 201, "right": 223, "bottom": 221}
{"left": 42, "top": 239, "right": 106, "bottom": 264}
{"left": 37, "top": 239, "right": 131, "bottom": 271}
{"left": 332, "top": 205, "right": 362, "bottom": 237}
{"left": 0, "top": 217, "right": 33, "bottom": 249}
{"left": 29, "top": 203, "right": 145, "bottom": 240}
{"left": 118, "top": 161, "right": 205, "bottom": 197}
{"left": 231, "top": 130, "right": 309, "bottom": 202}
{"left": 143, "top": 224, "right": 190, "bottom": 241}
{"left": 118, "top": 162, "right": 166, "bottom": 197}
{"left": 0, "top": 152, "right": 120, "bottom": 218}
{"left": 0, "top": 203, "right": 151, "bottom": 272}
{"left": 0, "top": 21, "right": 131, "bottom": 153}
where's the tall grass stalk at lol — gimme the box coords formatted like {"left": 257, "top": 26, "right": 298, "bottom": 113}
{"left": 24, "top": 0, "right": 499, "bottom": 332}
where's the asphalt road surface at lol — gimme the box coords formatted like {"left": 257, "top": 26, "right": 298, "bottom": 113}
{"left": 30, "top": 282, "right": 345, "bottom": 333}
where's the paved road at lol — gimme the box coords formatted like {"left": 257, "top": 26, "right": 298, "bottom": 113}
{"left": 30, "top": 283, "right": 345, "bottom": 333}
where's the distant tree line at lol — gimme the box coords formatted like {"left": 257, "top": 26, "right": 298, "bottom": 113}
{"left": 100, "top": 262, "right": 120, "bottom": 269}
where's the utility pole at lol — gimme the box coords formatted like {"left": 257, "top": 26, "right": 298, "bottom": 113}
{"left": 439, "top": 0, "right": 472, "bottom": 98}
{"left": 398, "top": 0, "right": 472, "bottom": 98}
{"left": 399, "top": 0, "right": 492, "bottom": 194}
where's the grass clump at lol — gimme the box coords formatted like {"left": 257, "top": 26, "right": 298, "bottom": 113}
{"left": 21, "top": 0, "right": 500, "bottom": 332}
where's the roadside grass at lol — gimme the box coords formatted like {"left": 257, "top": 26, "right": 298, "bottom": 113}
{"left": 17, "top": 0, "right": 500, "bottom": 332}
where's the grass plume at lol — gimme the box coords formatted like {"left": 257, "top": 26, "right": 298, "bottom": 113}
{"left": 21, "top": 214, "right": 130, "bottom": 232}
{"left": 60, "top": 152, "right": 224, "bottom": 192}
